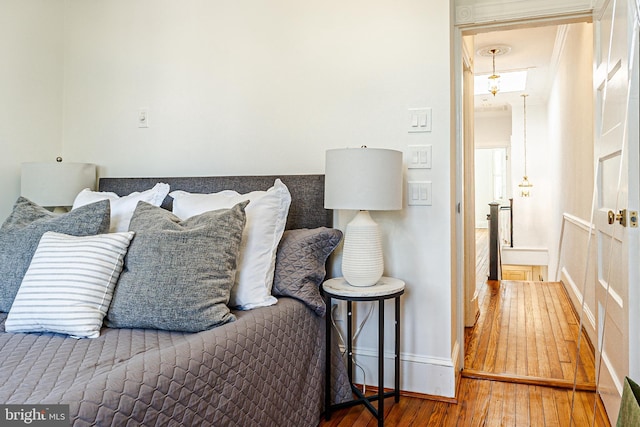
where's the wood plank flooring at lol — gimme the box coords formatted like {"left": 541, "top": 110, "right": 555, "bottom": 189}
{"left": 320, "top": 380, "right": 609, "bottom": 426}
{"left": 463, "top": 280, "right": 596, "bottom": 387}
{"left": 318, "top": 229, "right": 610, "bottom": 426}
{"left": 466, "top": 229, "right": 596, "bottom": 387}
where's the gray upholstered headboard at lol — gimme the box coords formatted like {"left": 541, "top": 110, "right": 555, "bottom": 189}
{"left": 98, "top": 175, "right": 332, "bottom": 230}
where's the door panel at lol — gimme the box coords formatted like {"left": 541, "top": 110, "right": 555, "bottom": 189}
{"left": 599, "top": 154, "right": 622, "bottom": 208}
{"left": 590, "top": 0, "right": 639, "bottom": 423}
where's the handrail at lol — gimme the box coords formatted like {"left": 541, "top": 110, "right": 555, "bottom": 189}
{"left": 488, "top": 202, "right": 501, "bottom": 280}
{"left": 488, "top": 199, "right": 513, "bottom": 280}
{"left": 499, "top": 198, "right": 514, "bottom": 248}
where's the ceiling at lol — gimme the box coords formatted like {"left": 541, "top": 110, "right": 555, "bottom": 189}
{"left": 472, "top": 24, "right": 561, "bottom": 111}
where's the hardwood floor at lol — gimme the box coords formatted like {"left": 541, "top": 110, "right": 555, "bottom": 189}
{"left": 319, "top": 380, "right": 609, "bottom": 426}
{"left": 464, "top": 280, "right": 596, "bottom": 388}
{"left": 318, "top": 229, "right": 610, "bottom": 426}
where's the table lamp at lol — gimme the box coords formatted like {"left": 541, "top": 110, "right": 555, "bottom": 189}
{"left": 21, "top": 158, "right": 96, "bottom": 212}
{"left": 324, "top": 147, "right": 403, "bottom": 286}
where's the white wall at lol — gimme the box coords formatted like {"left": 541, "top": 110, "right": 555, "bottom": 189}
{"left": 510, "top": 101, "right": 551, "bottom": 249}
{"left": 548, "top": 23, "right": 595, "bottom": 336}
{"left": 474, "top": 110, "right": 511, "bottom": 227}
{"left": 474, "top": 149, "right": 494, "bottom": 227}
{"left": 474, "top": 109, "right": 511, "bottom": 148}
{"left": 59, "top": 0, "right": 457, "bottom": 396}
{"left": 0, "top": 0, "right": 64, "bottom": 221}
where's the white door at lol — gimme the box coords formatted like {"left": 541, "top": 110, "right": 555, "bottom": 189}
{"left": 592, "top": 0, "right": 639, "bottom": 422}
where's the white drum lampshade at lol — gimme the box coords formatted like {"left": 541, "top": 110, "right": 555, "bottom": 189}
{"left": 21, "top": 160, "right": 96, "bottom": 210}
{"left": 324, "top": 147, "right": 403, "bottom": 287}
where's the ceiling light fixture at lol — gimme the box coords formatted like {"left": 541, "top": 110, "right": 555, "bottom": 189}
{"left": 519, "top": 94, "right": 533, "bottom": 197}
{"left": 488, "top": 48, "right": 501, "bottom": 96}
{"left": 476, "top": 45, "right": 511, "bottom": 97}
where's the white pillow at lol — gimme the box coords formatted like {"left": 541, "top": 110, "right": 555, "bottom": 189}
{"left": 72, "top": 183, "right": 170, "bottom": 232}
{"left": 170, "top": 179, "right": 291, "bottom": 310}
{"left": 5, "top": 231, "right": 135, "bottom": 338}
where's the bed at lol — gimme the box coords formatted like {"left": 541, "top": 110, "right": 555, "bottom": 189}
{"left": 0, "top": 175, "right": 350, "bottom": 426}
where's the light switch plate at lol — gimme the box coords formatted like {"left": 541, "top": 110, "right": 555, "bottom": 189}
{"left": 408, "top": 181, "right": 432, "bottom": 206}
{"left": 408, "top": 108, "right": 432, "bottom": 132}
{"left": 138, "top": 108, "right": 149, "bottom": 128}
{"left": 408, "top": 145, "right": 432, "bottom": 169}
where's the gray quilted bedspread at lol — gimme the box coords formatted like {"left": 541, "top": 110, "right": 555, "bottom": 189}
{"left": 0, "top": 298, "right": 350, "bottom": 426}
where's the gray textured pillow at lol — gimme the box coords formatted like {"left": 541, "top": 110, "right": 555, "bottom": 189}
{"left": 106, "top": 201, "right": 247, "bottom": 332}
{"left": 272, "top": 227, "right": 342, "bottom": 316}
{"left": 0, "top": 197, "right": 111, "bottom": 312}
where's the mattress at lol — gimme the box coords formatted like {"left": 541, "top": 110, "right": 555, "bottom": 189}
{"left": 0, "top": 297, "right": 350, "bottom": 426}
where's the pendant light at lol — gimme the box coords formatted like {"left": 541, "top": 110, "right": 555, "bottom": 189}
{"left": 488, "top": 48, "right": 501, "bottom": 96}
{"left": 518, "top": 94, "right": 533, "bottom": 197}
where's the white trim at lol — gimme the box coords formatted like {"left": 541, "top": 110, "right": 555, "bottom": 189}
{"left": 561, "top": 267, "right": 596, "bottom": 331}
{"left": 455, "top": 0, "right": 592, "bottom": 26}
{"left": 346, "top": 345, "right": 455, "bottom": 367}
{"left": 598, "top": 278, "right": 625, "bottom": 309}
{"left": 501, "top": 247, "right": 549, "bottom": 265}
{"left": 346, "top": 346, "right": 457, "bottom": 397}
{"left": 451, "top": 340, "right": 461, "bottom": 373}
{"left": 601, "top": 349, "right": 624, "bottom": 395}
{"left": 563, "top": 212, "right": 596, "bottom": 233}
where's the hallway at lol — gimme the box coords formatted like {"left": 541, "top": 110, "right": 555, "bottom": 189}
{"left": 464, "top": 229, "right": 596, "bottom": 388}
{"left": 461, "top": 228, "right": 608, "bottom": 423}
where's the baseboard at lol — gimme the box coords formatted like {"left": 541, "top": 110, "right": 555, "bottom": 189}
{"left": 358, "top": 384, "right": 458, "bottom": 404}
{"left": 346, "top": 346, "right": 457, "bottom": 398}
{"left": 560, "top": 267, "right": 596, "bottom": 335}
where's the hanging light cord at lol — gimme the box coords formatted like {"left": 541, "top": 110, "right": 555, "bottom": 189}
{"left": 492, "top": 50, "right": 497, "bottom": 76}
{"left": 522, "top": 94, "right": 528, "bottom": 177}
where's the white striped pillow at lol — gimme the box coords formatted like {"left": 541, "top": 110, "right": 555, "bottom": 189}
{"left": 5, "top": 231, "right": 134, "bottom": 338}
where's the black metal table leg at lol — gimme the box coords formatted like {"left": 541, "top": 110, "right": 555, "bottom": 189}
{"left": 395, "top": 296, "right": 400, "bottom": 402}
{"left": 325, "top": 292, "right": 332, "bottom": 421}
{"left": 378, "top": 298, "right": 384, "bottom": 427}
{"left": 347, "top": 300, "right": 353, "bottom": 383}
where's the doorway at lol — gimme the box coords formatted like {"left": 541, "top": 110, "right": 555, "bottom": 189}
{"left": 461, "top": 19, "right": 595, "bottom": 334}
{"left": 458, "top": 11, "right": 602, "bottom": 421}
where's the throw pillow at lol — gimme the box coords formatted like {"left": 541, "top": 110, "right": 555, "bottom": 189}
{"left": 105, "top": 201, "right": 247, "bottom": 332}
{"left": 5, "top": 231, "right": 134, "bottom": 338}
{"left": 272, "top": 227, "right": 343, "bottom": 316}
{"left": 0, "top": 197, "right": 111, "bottom": 312}
{"left": 72, "top": 182, "right": 170, "bottom": 232}
{"left": 170, "top": 179, "right": 291, "bottom": 310}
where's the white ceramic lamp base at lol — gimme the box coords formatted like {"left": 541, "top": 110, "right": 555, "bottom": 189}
{"left": 342, "top": 210, "right": 384, "bottom": 287}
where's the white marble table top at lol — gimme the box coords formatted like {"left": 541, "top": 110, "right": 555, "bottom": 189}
{"left": 322, "top": 277, "right": 405, "bottom": 298}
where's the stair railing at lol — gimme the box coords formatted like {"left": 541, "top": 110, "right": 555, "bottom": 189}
{"left": 488, "top": 199, "right": 513, "bottom": 280}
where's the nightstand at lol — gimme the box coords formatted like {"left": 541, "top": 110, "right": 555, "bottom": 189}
{"left": 323, "top": 276, "right": 405, "bottom": 427}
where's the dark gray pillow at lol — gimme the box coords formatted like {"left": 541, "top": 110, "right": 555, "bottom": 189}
{"left": 272, "top": 227, "right": 342, "bottom": 316}
{"left": 0, "top": 197, "right": 111, "bottom": 313}
{"left": 106, "top": 201, "right": 247, "bottom": 332}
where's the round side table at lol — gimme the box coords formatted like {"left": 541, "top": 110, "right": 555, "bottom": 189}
{"left": 323, "top": 277, "right": 405, "bottom": 427}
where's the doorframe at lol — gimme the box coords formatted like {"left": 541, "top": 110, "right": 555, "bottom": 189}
{"left": 453, "top": 9, "right": 596, "bottom": 378}
{"left": 461, "top": 39, "right": 478, "bottom": 330}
